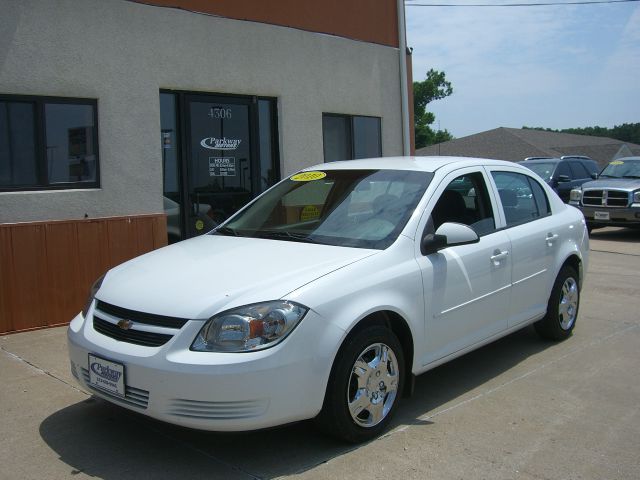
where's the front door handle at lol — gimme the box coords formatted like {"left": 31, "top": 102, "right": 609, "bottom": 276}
{"left": 490, "top": 249, "right": 509, "bottom": 266}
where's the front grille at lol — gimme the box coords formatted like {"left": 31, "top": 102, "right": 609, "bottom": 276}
{"left": 81, "top": 368, "right": 149, "bottom": 409}
{"left": 167, "top": 398, "right": 268, "bottom": 420}
{"left": 92, "top": 301, "right": 189, "bottom": 347}
{"left": 582, "top": 189, "right": 629, "bottom": 208}
{"left": 606, "top": 190, "right": 629, "bottom": 207}
{"left": 93, "top": 316, "right": 173, "bottom": 347}
{"left": 95, "top": 301, "right": 188, "bottom": 328}
{"left": 582, "top": 190, "right": 602, "bottom": 206}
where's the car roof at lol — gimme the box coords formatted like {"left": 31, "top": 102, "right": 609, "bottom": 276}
{"left": 302, "top": 156, "right": 520, "bottom": 173}
{"left": 612, "top": 157, "right": 640, "bottom": 162}
{"left": 518, "top": 158, "right": 560, "bottom": 165}
{"left": 560, "top": 155, "right": 593, "bottom": 161}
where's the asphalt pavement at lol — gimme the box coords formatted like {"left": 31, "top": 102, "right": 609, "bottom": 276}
{"left": 1, "top": 227, "right": 638, "bottom": 480}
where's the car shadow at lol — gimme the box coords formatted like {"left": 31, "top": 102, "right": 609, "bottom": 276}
{"left": 40, "top": 326, "right": 551, "bottom": 479}
{"left": 590, "top": 227, "right": 640, "bottom": 242}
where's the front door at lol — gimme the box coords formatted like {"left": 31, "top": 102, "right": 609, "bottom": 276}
{"left": 185, "top": 95, "right": 256, "bottom": 237}
{"left": 417, "top": 168, "right": 512, "bottom": 365}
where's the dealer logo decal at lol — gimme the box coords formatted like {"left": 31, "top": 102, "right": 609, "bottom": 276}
{"left": 90, "top": 362, "right": 122, "bottom": 383}
{"left": 200, "top": 137, "right": 242, "bottom": 150}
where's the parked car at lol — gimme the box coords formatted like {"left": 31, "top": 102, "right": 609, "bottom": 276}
{"left": 519, "top": 157, "right": 599, "bottom": 203}
{"left": 68, "top": 157, "right": 589, "bottom": 443}
{"left": 569, "top": 156, "right": 640, "bottom": 231}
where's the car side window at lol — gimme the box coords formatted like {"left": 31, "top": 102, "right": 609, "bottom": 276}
{"left": 491, "top": 171, "right": 547, "bottom": 227}
{"left": 431, "top": 172, "right": 496, "bottom": 236}
{"left": 568, "top": 161, "right": 589, "bottom": 179}
{"left": 528, "top": 176, "right": 551, "bottom": 216}
{"left": 555, "top": 162, "right": 571, "bottom": 179}
{"left": 585, "top": 161, "right": 599, "bottom": 176}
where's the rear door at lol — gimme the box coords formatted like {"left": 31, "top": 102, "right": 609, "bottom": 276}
{"left": 487, "top": 167, "right": 558, "bottom": 326}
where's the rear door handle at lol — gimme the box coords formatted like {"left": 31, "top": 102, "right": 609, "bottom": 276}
{"left": 490, "top": 249, "right": 509, "bottom": 265}
{"left": 546, "top": 233, "right": 559, "bottom": 246}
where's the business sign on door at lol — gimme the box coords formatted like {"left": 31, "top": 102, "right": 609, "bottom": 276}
{"left": 209, "top": 157, "right": 236, "bottom": 177}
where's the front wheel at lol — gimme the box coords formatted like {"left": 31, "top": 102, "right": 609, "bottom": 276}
{"left": 535, "top": 266, "right": 580, "bottom": 341}
{"left": 315, "top": 325, "right": 404, "bottom": 443}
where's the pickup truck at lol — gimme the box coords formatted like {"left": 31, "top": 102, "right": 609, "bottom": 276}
{"left": 569, "top": 157, "right": 640, "bottom": 231}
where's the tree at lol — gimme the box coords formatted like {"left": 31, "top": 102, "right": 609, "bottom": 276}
{"left": 522, "top": 123, "right": 640, "bottom": 145}
{"left": 413, "top": 69, "right": 454, "bottom": 149}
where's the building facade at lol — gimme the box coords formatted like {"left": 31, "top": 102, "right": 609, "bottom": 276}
{"left": 0, "top": 0, "right": 413, "bottom": 333}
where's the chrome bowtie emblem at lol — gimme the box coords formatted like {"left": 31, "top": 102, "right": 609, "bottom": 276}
{"left": 117, "top": 319, "right": 133, "bottom": 330}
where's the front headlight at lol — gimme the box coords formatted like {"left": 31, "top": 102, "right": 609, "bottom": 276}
{"left": 81, "top": 274, "right": 105, "bottom": 318}
{"left": 569, "top": 188, "right": 583, "bottom": 203}
{"left": 633, "top": 190, "right": 640, "bottom": 204}
{"left": 191, "top": 301, "right": 308, "bottom": 352}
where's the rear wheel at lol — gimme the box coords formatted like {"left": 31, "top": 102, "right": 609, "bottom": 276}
{"left": 535, "top": 266, "right": 580, "bottom": 341}
{"left": 315, "top": 325, "right": 404, "bottom": 443}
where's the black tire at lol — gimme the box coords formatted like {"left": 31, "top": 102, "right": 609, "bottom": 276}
{"left": 535, "top": 266, "right": 580, "bottom": 341}
{"left": 315, "top": 325, "right": 404, "bottom": 443}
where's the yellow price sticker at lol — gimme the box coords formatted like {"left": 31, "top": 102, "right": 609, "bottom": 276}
{"left": 290, "top": 171, "right": 327, "bottom": 182}
{"left": 195, "top": 219, "right": 204, "bottom": 231}
{"left": 610, "top": 161, "right": 624, "bottom": 165}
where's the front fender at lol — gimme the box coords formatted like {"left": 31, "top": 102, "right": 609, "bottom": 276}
{"left": 285, "top": 237, "right": 424, "bottom": 374}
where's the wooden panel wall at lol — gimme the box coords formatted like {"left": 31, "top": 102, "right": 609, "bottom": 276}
{"left": 0, "top": 214, "right": 167, "bottom": 334}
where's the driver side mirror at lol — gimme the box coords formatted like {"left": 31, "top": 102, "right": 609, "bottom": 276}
{"left": 421, "top": 222, "right": 479, "bottom": 255}
{"left": 591, "top": 172, "right": 598, "bottom": 179}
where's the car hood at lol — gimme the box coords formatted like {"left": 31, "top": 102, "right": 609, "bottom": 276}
{"left": 95, "top": 234, "right": 377, "bottom": 319}
{"left": 581, "top": 178, "right": 640, "bottom": 191}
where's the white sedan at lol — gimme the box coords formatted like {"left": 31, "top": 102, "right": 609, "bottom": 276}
{"left": 68, "top": 157, "right": 589, "bottom": 443}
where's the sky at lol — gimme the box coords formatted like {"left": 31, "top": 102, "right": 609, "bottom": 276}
{"left": 404, "top": 0, "right": 640, "bottom": 138}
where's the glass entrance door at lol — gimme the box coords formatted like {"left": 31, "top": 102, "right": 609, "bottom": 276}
{"left": 185, "top": 95, "right": 256, "bottom": 238}
{"left": 160, "top": 91, "right": 279, "bottom": 243}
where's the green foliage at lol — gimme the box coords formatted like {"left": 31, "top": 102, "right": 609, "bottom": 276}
{"left": 413, "top": 69, "right": 454, "bottom": 149}
{"left": 522, "top": 123, "right": 640, "bottom": 145}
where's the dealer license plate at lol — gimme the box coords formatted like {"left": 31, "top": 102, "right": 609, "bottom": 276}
{"left": 594, "top": 211, "right": 610, "bottom": 221}
{"left": 88, "top": 354, "right": 125, "bottom": 397}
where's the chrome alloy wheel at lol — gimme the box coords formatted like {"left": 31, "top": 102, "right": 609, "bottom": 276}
{"left": 558, "top": 277, "right": 579, "bottom": 330}
{"left": 347, "top": 343, "right": 399, "bottom": 427}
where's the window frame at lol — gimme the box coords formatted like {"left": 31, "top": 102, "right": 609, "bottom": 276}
{"left": 322, "top": 113, "right": 382, "bottom": 162}
{"left": 0, "top": 93, "right": 100, "bottom": 192}
{"left": 490, "top": 170, "right": 552, "bottom": 228}
{"left": 429, "top": 171, "right": 498, "bottom": 237}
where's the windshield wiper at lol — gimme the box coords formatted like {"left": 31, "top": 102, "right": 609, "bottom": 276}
{"left": 256, "top": 230, "right": 317, "bottom": 244}
{"left": 214, "top": 226, "right": 239, "bottom": 236}
{"left": 622, "top": 175, "right": 640, "bottom": 179}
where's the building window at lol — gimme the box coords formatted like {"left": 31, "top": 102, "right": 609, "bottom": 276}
{"left": 0, "top": 95, "right": 99, "bottom": 191}
{"left": 322, "top": 113, "right": 381, "bottom": 162}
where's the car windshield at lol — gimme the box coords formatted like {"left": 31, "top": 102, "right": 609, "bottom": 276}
{"left": 214, "top": 169, "right": 433, "bottom": 249}
{"left": 599, "top": 159, "right": 640, "bottom": 179}
{"left": 522, "top": 162, "right": 556, "bottom": 181}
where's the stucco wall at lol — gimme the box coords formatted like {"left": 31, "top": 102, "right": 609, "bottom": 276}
{"left": 0, "top": 0, "right": 403, "bottom": 223}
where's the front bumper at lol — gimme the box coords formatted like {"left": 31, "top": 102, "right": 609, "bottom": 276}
{"left": 67, "top": 304, "right": 343, "bottom": 431}
{"left": 572, "top": 204, "right": 640, "bottom": 228}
